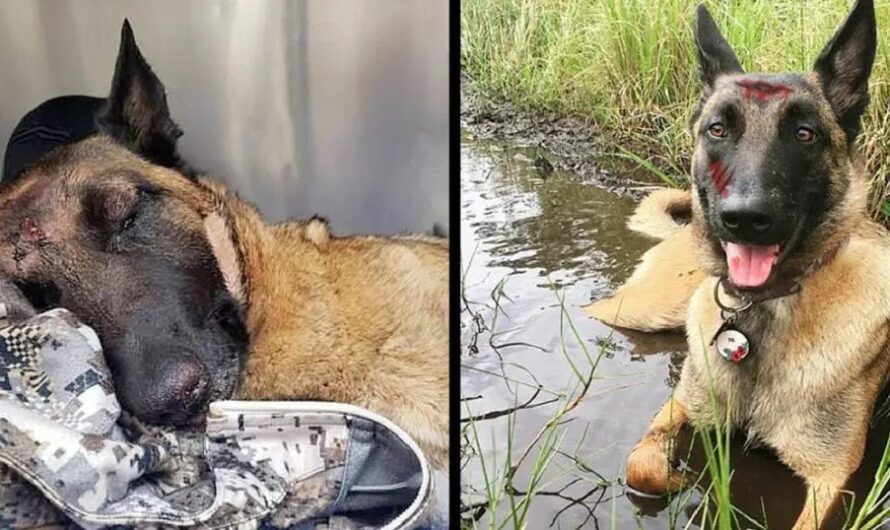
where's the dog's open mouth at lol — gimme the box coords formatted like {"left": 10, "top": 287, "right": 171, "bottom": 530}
{"left": 721, "top": 241, "right": 780, "bottom": 288}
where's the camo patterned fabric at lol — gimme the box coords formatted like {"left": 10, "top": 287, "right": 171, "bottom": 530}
{"left": 0, "top": 295, "right": 432, "bottom": 530}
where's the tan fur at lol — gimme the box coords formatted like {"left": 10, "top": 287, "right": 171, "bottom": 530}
{"left": 609, "top": 60, "right": 890, "bottom": 530}
{"left": 188, "top": 177, "right": 450, "bottom": 468}
{"left": 584, "top": 188, "right": 705, "bottom": 331}
{"left": 303, "top": 217, "right": 330, "bottom": 248}
{"left": 679, "top": 222, "right": 890, "bottom": 530}
{"left": 626, "top": 396, "right": 688, "bottom": 494}
{"left": 627, "top": 188, "right": 692, "bottom": 241}
{"left": 620, "top": 184, "right": 890, "bottom": 530}
{"left": 604, "top": 20, "right": 890, "bottom": 520}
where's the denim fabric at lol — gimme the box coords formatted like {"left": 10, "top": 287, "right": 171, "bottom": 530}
{"left": 320, "top": 417, "right": 426, "bottom": 526}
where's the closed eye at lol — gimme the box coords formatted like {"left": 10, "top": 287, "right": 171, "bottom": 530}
{"left": 120, "top": 207, "right": 138, "bottom": 232}
{"left": 116, "top": 185, "right": 160, "bottom": 234}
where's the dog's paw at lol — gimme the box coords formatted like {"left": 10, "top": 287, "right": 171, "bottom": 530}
{"left": 625, "top": 439, "right": 685, "bottom": 496}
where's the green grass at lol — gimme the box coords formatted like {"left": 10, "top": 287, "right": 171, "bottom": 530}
{"left": 844, "top": 431, "right": 890, "bottom": 529}
{"left": 460, "top": 277, "right": 616, "bottom": 529}
{"left": 461, "top": 0, "right": 890, "bottom": 218}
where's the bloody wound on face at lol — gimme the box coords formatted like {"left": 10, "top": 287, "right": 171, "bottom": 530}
{"left": 19, "top": 217, "right": 45, "bottom": 242}
{"left": 735, "top": 79, "right": 791, "bottom": 102}
{"left": 709, "top": 160, "right": 730, "bottom": 198}
{"left": 708, "top": 81, "right": 792, "bottom": 197}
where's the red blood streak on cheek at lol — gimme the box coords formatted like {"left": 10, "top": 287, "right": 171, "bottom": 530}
{"left": 735, "top": 79, "right": 792, "bottom": 101}
{"left": 709, "top": 161, "right": 730, "bottom": 198}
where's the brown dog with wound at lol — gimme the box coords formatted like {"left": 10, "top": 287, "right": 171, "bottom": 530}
{"left": 588, "top": 1, "right": 890, "bottom": 527}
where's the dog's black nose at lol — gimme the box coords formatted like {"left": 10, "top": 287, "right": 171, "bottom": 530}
{"left": 719, "top": 200, "right": 776, "bottom": 243}
{"left": 139, "top": 357, "right": 211, "bottom": 425}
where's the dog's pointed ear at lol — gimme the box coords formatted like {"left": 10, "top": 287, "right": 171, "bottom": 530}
{"left": 813, "top": 0, "right": 876, "bottom": 142}
{"left": 694, "top": 4, "right": 743, "bottom": 89}
{"left": 96, "top": 19, "right": 183, "bottom": 167}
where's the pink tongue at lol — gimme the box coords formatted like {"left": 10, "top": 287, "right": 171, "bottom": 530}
{"left": 724, "top": 242, "right": 779, "bottom": 287}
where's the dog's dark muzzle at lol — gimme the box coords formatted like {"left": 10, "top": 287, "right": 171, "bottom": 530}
{"left": 715, "top": 191, "right": 793, "bottom": 247}
{"left": 112, "top": 346, "right": 213, "bottom": 426}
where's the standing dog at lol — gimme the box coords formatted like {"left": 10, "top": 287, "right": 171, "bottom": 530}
{"left": 588, "top": 1, "right": 890, "bottom": 527}
{"left": 0, "top": 22, "right": 449, "bottom": 466}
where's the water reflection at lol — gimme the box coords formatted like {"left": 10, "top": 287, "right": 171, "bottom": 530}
{"left": 462, "top": 141, "right": 653, "bottom": 290}
{"left": 461, "top": 136, "right": 688, "bottom": 529}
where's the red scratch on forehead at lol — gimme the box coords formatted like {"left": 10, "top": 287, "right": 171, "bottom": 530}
{"left": 709, "top": 161, "right": 730, "bottom": 198}
{"left": 735, "top": 79, "right": 792, "bottom": 102}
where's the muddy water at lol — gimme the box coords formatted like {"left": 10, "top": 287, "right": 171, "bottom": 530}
{"left": 459, "top": 135, "right": 890, "bottom": 530}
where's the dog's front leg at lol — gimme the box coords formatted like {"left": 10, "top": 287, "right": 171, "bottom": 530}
{"left": 791, "top": 479, "right": 849, "bottom": 530}
{"left": 782, "top": 391, "right": 871, "bottom": 530}
{"left": 626, "top": 395, "right": 689, "bottom": 494}
{"left": 788, "top": 447, "right": 866, "bottom": 530}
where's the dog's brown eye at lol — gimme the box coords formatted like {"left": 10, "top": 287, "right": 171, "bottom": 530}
{"left": 795, "top": 126, "right": 816, "bottom": 143}
{"left": 707, "top": 123, "right": 727, "bottom": 139}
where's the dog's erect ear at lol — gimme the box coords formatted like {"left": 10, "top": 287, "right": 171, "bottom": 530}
{"left": 813, "top": 0, "right": 876, "bottom": 142}
{"left": 694, "top": 5, "right": 743, "bottom": 89}
{"left": 96, "top": 20, "right": 183, "bottom": 168}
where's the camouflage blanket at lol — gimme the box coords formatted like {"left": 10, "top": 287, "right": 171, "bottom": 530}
{"left": 0, "top": 286, "right": 432, "bottom": 529}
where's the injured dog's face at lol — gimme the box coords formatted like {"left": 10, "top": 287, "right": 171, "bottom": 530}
{"left": 0, "top": 22, "right": 248, "bottom": 426}
{"left": 688, "top": 2, "right": 874, "bottom": 292}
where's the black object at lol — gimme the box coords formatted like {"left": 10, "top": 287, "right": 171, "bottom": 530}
{"left": 3, "top": 95, "right": 104, "bottom": 182}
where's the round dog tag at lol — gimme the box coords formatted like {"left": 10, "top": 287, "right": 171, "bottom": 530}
{"left": 715, "top": 328, "right": 749, "bottom": 363}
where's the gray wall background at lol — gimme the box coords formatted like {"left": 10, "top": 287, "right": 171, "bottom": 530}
{"left": 0, "top": 0, "right": 449, "bottom": 234}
